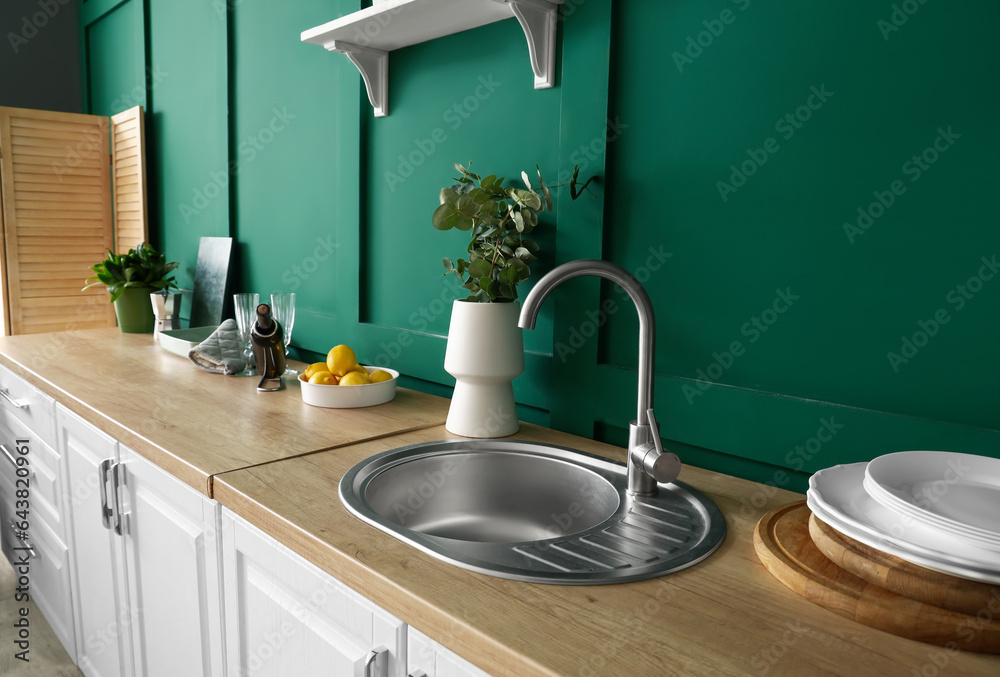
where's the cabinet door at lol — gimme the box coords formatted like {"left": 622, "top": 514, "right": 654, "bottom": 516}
{"left": 118, "top": 445, "right": 223, "bottom": 677}
{"left": 221, "top": 508, "right": 406, "bottom": 677}
{"left": 407, "top": 627, "right": 491, "bottom": 677}
{"left": 58, "top": 406, "right": 131, "bottom": 677}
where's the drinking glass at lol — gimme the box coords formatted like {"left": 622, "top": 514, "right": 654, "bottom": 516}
{"left": 270, "top": 292, "right": 298, "bottom": 375}
{"left": 233, "top": 293, "right": 259, "bottom": 376}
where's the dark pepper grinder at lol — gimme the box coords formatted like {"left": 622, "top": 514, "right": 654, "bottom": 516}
{"left": 250, "top": 303, "right": 286, "bottom": 391}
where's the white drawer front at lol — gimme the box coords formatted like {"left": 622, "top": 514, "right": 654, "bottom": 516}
{"left": 0, "top": 362, "right": 55, "bottom": 449}
{"left": 23, "top": 516, "right": 76, "bottom": 660}
{"left": 0, "top": 427, "right": 65, "bottom": 540}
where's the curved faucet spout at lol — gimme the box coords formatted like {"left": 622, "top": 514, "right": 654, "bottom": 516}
{"left": 518, "top": 259, "right": 655, "bottom": 423}
{"left": 519, "top": 259, "right": 679, "bottom": 496}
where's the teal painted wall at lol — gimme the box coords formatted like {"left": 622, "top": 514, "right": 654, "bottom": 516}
{"left": 81, "top": 0, "right": 1000, "bottom": 491}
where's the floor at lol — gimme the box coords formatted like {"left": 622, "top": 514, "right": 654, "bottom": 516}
{"left": 0, "top": 555, "right": 82, "bottom": 677}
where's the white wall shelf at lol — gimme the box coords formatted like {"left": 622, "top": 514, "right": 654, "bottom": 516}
{"left": 301, "top": 0, "right": 562, "bottom": 117}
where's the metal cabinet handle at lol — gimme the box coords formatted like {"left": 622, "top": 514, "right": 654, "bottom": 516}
{"left": 7, "top": 519, "right": 36, "bottom": 559}
{"left": 1, "top": 443, "right": 18, "bottom": 468}
{"left": 407, "top": 672, "right": 427, "bottom": 677}
{"left": 0, "top": 388, "right": 27, "bottom": 409}
{"left": 355, "top": 646, "right": 388, "bottom": 677}
{"left": 111, "top": 462, "right": 125, "bottom": 536}
{"left": 98, "top": 459, "right": 114, "bottom": 530}
{"left": 1, "top": 444, "right": 32, "bottom": 478}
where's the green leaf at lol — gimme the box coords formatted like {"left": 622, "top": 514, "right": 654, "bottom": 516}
{"left": 508, "top": 258, "right": 530, "bottom": 282}
{"left": 468, "top": 258, "right": 491, "bottom": 278}
{"left": 508, "top": 188, "right": 543, "bottom": 211}
{"left": 443, "top": 257, "right": 455, "bottom": 272}
{"left": 439, "top": 187, "right": 460, "bottom": 206}
{"left": 513, "top": 211, "right": 525, "bottom": 233}
{"left": 521, "top": 170, "right": 531, "bottom": 191}
{"left": 475, "top": 289, "right": 491, "bottom": 303}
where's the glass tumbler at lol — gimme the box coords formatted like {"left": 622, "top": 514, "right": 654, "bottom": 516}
{"left": 233, "top": 293, "right": 260, "bottom": 376}
{"left": 270, "top": 292, "right": 298, "bottom": 375}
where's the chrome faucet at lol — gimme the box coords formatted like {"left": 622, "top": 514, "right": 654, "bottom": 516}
{"left": 518, "top": 260, "right": 681, "bottom": 496}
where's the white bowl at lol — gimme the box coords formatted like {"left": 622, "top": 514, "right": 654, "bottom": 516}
{"left": 299, "top": 366, "right": 399, "bottom": 408}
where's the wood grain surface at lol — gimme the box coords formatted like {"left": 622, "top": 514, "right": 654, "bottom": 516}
{"left": 755, "top": 502, "right": 1000, "bottom": 654}
{"left": 0, "top": 328, "right": 450, "bottom": 494}
{"left": 809, "top": 512, "right": 1000, "bottom": 616}
{"left": 214, "top": 428, "right": 1000, "bottom": 677}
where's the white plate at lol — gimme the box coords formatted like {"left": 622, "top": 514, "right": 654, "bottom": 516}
{"left": 865, "top": 451, "right": 1000, "bottom": 544}
{"left": 863, "top": 474, "right": 1000, "bottom": 550}
{"left": 807, "top": 462, "right": 1000, "bottom": 584}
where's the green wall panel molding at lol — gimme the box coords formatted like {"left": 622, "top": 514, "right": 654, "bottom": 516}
{"left": 82, "top": 0, "right": 145, "bottom": 117}
{"left": 147, "top": 0, "right": 229, "bottom": 288}
{"left": 231, "top": 0, "right": 360, "bottom": 357}
{"left": 603, "top": 0, "right": 1000, "bottom": 439}
{"left": 83, "top": 0, "right": 999, "bottom": 488}
{"left": 80, "top": 0, "right": 133, "bottom": 26}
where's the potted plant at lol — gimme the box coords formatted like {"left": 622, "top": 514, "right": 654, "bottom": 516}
{"left": 83, "top": 243, "right": 179, "bottom": 333}
{"left": 433, "top": 163, "right": 595, "bottom": 437}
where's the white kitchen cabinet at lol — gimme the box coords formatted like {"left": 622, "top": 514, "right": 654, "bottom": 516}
{"left": 220, "top": 507, "right": 407, "bottom": 677}
{"left": 119, "top": 445, "right": 224, "bottom": 677}
{"left": 0, "top": 364, "right": 75, "bottom": 659}
{"left": 407, "top": 626, "right": 490, "bottom": 677}
{"left": 58, "top": 405, "right": 224, "bottom": 677}
{"left": 59, "top": 405, "right": 131, "bottom": 677}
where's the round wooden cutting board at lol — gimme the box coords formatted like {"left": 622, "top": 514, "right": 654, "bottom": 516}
{"left": 809, "top": 511, "right": 1000, "bottom": 616}
{"left": 753, "top": 501, "right": 1000, "bottom": 654}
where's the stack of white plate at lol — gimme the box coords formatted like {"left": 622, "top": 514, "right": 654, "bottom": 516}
{"left": 806, "top": 450, "right": 1000, "bottom": 585}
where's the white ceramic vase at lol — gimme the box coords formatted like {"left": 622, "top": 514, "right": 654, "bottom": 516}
{"left": 444, "top": 300, "right": 523, "bottom": 438}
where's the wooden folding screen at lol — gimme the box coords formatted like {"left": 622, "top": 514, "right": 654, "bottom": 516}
{"left": 0, "top": 106, "right": 148, "bottom": 335}
{"left": 110, "top": 107, "right": 148, "bottom": 254}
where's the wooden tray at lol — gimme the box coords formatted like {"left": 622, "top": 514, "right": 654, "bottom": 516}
{"left": 809, "top": 511, "right": 1000, "bottom": 616}
{"left": 754, "top": 501, "right": 1000, "bottom": 653}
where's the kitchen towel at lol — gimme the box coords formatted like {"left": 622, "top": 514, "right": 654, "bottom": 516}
{"left": 188, "top": 319, "right": 247, "bottom": 375}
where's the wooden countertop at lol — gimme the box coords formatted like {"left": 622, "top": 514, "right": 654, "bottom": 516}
{"left": 4, "top": 329, "right": 998, "bottom": 676}
{"left": 0, "top": 328, "right": 450, "bottom": 495}
{"left": 213, "top": 425, "right": 1000, "bottom": 677}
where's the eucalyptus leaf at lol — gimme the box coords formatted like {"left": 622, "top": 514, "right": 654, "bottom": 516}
{"left": 468, "top": 258, "right": 492, "bottom": 278}
{"left": 513, "top": 210, "right": 525, "bottom": 233}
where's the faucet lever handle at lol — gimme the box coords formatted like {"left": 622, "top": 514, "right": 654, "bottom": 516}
{"left": 642, "top": 408, "right": 681, "bottom": 485}
{"left": 645, "top": 409, "right": 665, "bottom": 456}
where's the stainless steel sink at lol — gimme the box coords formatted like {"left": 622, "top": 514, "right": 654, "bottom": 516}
{"left": 340, "top": 440, "right": 727, "bottom": 584}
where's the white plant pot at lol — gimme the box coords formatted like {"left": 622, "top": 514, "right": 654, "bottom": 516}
{"left": 444, "top": 300, "right": 523, "bottom": 438}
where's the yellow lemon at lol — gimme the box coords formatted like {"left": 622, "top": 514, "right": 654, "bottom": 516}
{"left": 326, "top": 345, "right": 357, "bottom": 376}
{"left": 338, "top": 370, "right": 371, "bottom": 386}
{"left": 369, "top": 370, "right": 393, "bottom": 384}
{"left": 349, "top": 363, "right": 367, "bottom": 374}
{"left": 303, "top": 362, "right": 331, "bottom": 380}
{"left": 308, "top": 371, "right": 338, "bottom": 385}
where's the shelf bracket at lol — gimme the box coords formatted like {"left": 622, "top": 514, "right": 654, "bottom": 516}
{"left": 506, "top": 0, "right": 561, "bottom": 89}
{"left": 327, "top": 40, "right": 389, "bottom": 117}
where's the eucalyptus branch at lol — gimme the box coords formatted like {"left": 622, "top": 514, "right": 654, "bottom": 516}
{"left": 433, "top": 162, "right": 598, "bottom": 302}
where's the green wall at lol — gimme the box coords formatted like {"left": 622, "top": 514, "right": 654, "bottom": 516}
{"left": 81, "top": 0, "right": 1000, "bottom": 492}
